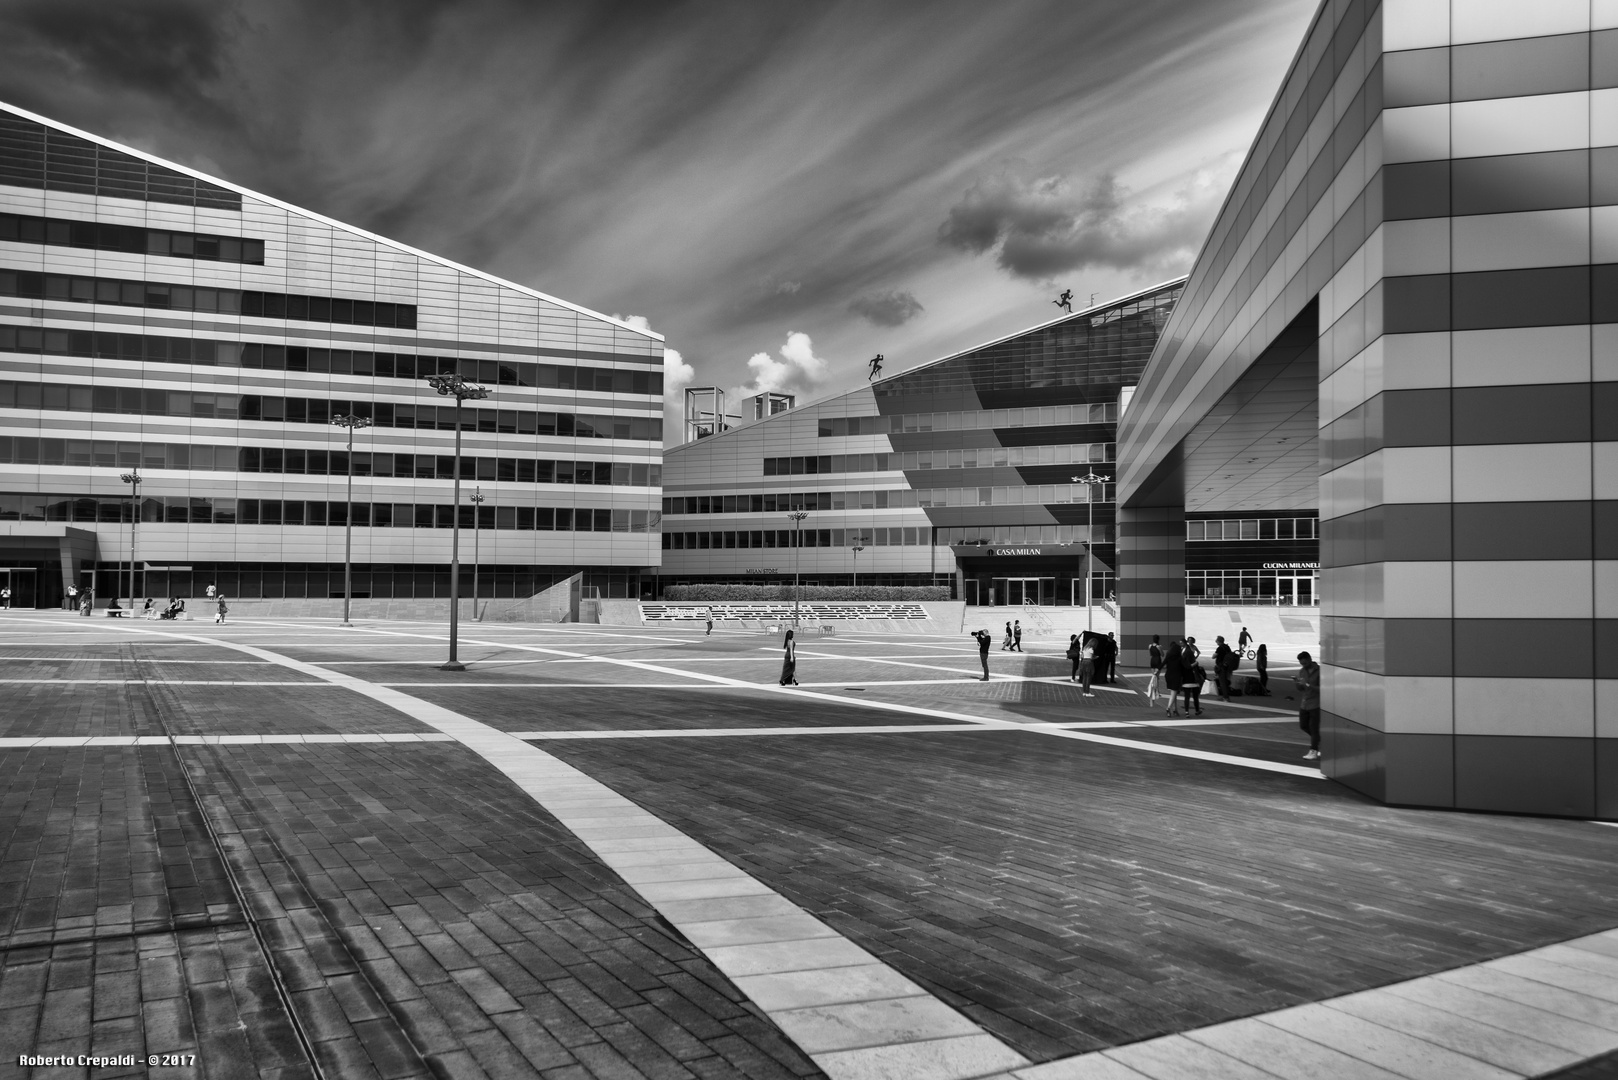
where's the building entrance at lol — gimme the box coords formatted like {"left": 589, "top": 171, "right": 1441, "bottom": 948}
{"left": 0, "top": 567, "right": 35, "bottom": 609}
{"left": 1277, "top": 574, "right": 1316, "bottom": 606}
{"left": 993, "top": 577, "right": 1055, "bottom": 606}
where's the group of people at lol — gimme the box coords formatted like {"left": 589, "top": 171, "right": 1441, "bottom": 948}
{"left": 1140, "top": 632, "right": 1322, "bottom": 759}
{"left": 1001, "top": 621, "right": 1023, "bottom": 651}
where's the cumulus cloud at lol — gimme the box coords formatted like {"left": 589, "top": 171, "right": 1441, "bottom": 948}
{"left": 849, "top": 289, "right": 924, "bottom": 327}
{"left": 938, "top": 165, "right": 1224, "bottom": 280}
{"left": 737, "top": 331, "right": 831, "bottom": 398}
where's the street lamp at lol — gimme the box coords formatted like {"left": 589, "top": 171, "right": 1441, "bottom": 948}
{"left": 330, "top": 413, "right": 373, "bottom": 627}
{"left": 427, "top": 372, "right": 491, "bottom": 670}
{"left": 469, "top": 487, "right": 485, "bottom": 623}
{"left": 787, "top": 509, "right": 808, "bottom": 626}
{"left": 850, "top": 536, "right": 866, "bottom": 589}
{"left": 1072, "top": 471, "right": 1110, "bottom": 634}
{"left": 120, "top": 470, "right": 141, "bottom": 611}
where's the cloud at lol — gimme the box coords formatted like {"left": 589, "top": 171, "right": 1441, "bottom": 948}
{"left": 663, "top": 346, "right": 695, "bottom": 400}
{"left": 737, "top": 331, "right": 830, "bottom": 398}
{"left": 849, "top": 289, "right": 924, "bottom": 327}
{"left": 938, "top": 165, "right": 1224, "bottom": 281}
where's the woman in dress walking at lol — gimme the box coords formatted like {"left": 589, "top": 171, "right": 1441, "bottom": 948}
{"left": 779, "top": 628, "right": 798, "bottom": 686}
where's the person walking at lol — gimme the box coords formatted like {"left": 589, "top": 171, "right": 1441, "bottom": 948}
{"left": 1145, "top": 634, "right": 1164, "bottom": 706}
{"left": 972, "top": 628, "right": 993, "bottom": 680}
{"left": 1295, "top": 651, "right": 1322, "bottom": 760}
{"left": 1002, "top": 621, "right": 1013, "bottom": 651}
{"left": 1103, "top": 631, "right": 1119, "bottom": 683}
{"left": 1066, "top": 634, "right": 1082, "bottom": 682}
{"left": 1213, "top": 636, "right": 1235, "bottom": 702}
{"left": 1012, "top": 620, "right": 1023, "bottom": 652}
{"left": 215, "top": 595, "right": 228, "bottom": 624}
{"left": 1162, "top": 639, "right": 1185, "bottom": 716}
{"left": 1, "top": 585, "right": 10, "bottom": 609}
{"left": 1256, "top": 643, "right": 1269, "bottom": 695}
{"left": 705, "top": 611, "right": 714, "bottom": 636}
{"left": 778, "top": 629, "right": 798, "bottom": 685}
{"left": 80, "top": 588, "right": 93, "bottom": 616}
{"left": 65, "top": 583, "right": 77, "bottom": 611}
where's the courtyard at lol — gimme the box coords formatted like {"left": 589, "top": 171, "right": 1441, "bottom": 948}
{"left": 1, "top": 613, "right": 1615, "bottom": 1079}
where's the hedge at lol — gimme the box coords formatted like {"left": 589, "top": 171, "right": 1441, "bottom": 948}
{"left": 661, "top": 585, "right": 951, "bottom": 602}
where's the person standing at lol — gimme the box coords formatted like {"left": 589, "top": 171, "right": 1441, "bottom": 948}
{"left": 972, "top": 629, "right": 993, "bottom": 680}
{"left": 1066, "top": 634, "right": 1082, "bottom": 682}
{"left": 1162, "top": 639, "right": 1185, "bottom": 717}
{"left": 1012, "top": 620, "right": 1023, "bottom": 652}
{"left": 1078, "top": 634, "right": 1097, "bottom": 696}
{"left": 1213, "top": 636, "right": 1235, "bottom": 702}
{"left": 206, "top": 582, "right": 217, "bottom": 599}
{"left": 705, "top": 612, "right": 714, "bottom": 636}
{"left": 1181, "top": 637, "right": 1204, "bottom": 716}
{"left": 65, "top": 583, "right": 77, "bottom": 611}
{"left": 1103, "top": 631, "right": 1119, "bottom": 683}
{"left": 215, "top": 595, "right": 228, "bottom": 624}
{"left": 1002, "top": 621, "right": 1013, "bottom": 651}
{"left": 1295, "top": 651, "right": 1322, "bottom": 760}
{"left": 1256, "top": 643, "right": 1269, "bottom": 695}
{"left": 1, "top": 585, "right": 9, "bottom": 609}
{"left": 1145, "top": 634, "right": 1164, "bottom": 706}
{"left": 779, "top": 629, "right": 798, "bottom": 685}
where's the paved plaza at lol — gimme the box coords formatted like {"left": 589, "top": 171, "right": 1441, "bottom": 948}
{"left": 1, "top": 614, "right": 1617, "bottom": 1080}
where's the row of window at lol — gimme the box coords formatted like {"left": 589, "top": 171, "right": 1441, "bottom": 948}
{"left": 662, "top": 480, "right": 1112, "bottom": 517}
{"left": 0, "top": 492, "right": 654, "bottom": 531}
{"left": 0, "top": 326, "right": 663, "bottom": 394}
{"left": 0, "top": 270, "right": 417, "bottom": 329}
{"left": 819, "top": 402, "right": 1119, "bottom": 437}
{"left": 664, "top": 523, "right": 1114, "bottom": 551}
{"left": 0, "top": 115, "right": 242, "bottom": 210}
{"left": 665, "top": 527, "right": 926, "bottom": 551}
{"left": 0, "top": 212, "right": 265, "bottom": 264}
{"left": 0, "top": 436, "right": 659, "bottom": 485}
{"left": 1188, "top": 517, "right": 1318, "bottom": 541}
{"left": 0, "top": 380, "right": 663, "bottom": 441}
{"left": 763, "top": 443, "right": 1115, "bottom": 476}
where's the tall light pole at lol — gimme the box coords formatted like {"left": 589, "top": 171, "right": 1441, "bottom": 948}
{"left": 120, "top": 470, "right": 141, "bottom": 610}
{"left": 1072, "top": 471, "right": 1109, "bottom": 634}
{"left": 787, "top": 509, "right": 808, "bottom": 626}
{"left": 331, "top": 413, "right": 373, "bottom": 627}
{"left": 850, "top": 537, "right": 866, "bottom": 589}
{"left": 427, "top": 372, "right": 491, "bottom": 670}
{"left": 469, "top": 487, "right": 484, "bottom": 623}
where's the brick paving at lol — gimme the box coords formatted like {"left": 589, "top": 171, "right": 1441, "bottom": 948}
{"left": 545, "top": 730, "right": 1618, "bottom": 1061}
{"left": 1, "top": 616, "right": 1616, "bottom": 1078}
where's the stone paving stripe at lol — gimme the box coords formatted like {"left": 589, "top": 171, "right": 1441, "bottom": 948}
{"left": 1009, "top": 927, "right": 1618, "bottom": 1080}
{"left": 731, "top": 966, "right": 931, "bottom": 1013}
{"left": 506, "top": 718, "right": 1295, "bottom": 740}
{"left": 339, "top": 624, "right": 1322, "bottom": 777}
{"left": 0, "top": 734, "right": 457, "bottom": 748}
{"left": 95, "top": 619, "right": 1033, "bottom": 1080}
{"left": 0, "top": 680, "right": 328, "bottom": 685}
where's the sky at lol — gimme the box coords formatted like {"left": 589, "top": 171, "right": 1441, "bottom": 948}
{"left": 0, "top": 0, "right": 1317, "bottom": 442}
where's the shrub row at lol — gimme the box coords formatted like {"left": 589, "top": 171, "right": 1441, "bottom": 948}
{"left": 660, "top": 585, "right": 951, "bottom": 602}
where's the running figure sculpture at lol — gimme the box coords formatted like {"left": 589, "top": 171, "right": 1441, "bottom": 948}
{"left": 867, "top": 354, "right": 883, "bottom": 380}
{"left": 1054, "top": 289, "right": 1073, "bottom": 312}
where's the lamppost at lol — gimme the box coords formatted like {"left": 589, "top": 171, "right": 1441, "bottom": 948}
{"left": 787, "top": 509, "right": 808, "bottom": 626}
{"left": 469, "top": 487, "right": 484, "bottom": 623}
{"left": 850, "top": 537, "right": 866, "bottom": 589}
{"left": 330, "top": 413, "right": 373, "bottom": 627}
{"left": 427, "top": 372, "right": 491, "bottom": 670}
{"left": 1072, "top": 471, "right": 1110, "bottom": 634}
{"left": 120, "top": 470, "right": 141, "bottom": 611}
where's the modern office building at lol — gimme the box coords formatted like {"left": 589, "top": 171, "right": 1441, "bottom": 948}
{"left": 1118, "top": 1, "right": 1616, "bottom": 818}
{"left": 661, "top": 279, "right": 1316, "bottom": 604}
{"left": 0, "top": 102, "right": 665, "bottom": 608}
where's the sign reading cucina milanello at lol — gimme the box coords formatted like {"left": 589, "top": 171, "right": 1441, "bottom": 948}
{"left": 1262, "top": 561, "right": 1319, "bottom": 569}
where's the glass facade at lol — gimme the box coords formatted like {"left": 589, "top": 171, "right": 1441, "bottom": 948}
{"left": 0, "top": 104, "right": 663, "bottom": 607}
